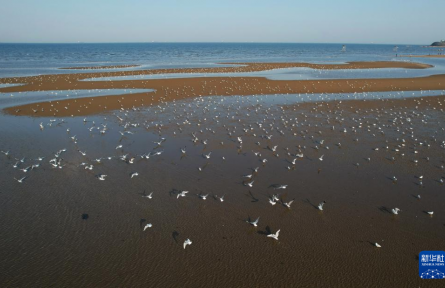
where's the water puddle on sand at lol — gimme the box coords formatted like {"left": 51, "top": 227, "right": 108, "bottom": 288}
{"left": 0, "top": 88, "right": 154, "bottom": 110}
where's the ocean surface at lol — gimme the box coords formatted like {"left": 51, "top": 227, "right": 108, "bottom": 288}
{"left": 1, "top": 42, "right": 444, "bottom": 78}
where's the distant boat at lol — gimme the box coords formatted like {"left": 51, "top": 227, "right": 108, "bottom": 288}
{"left": 341, "top": 45, "right": 346, "bottom": 52}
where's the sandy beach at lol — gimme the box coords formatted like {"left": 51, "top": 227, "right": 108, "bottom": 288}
{"left": 1, "top": 58, "right": 445, "bottom": 287}
{"left": 1, "top": 61, "right": 443, "bottom": 117}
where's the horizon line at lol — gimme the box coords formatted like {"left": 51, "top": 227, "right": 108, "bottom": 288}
{"left": 0, "top": 41, "right": 430, "bottom": 46}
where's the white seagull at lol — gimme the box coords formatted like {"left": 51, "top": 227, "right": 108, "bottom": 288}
{"left": 247, "top": 217, "right": 260, "bottom": 227}
{"left": 97, "top": 174, "right": 107, "bottom": 181}
{"left": 267, "top": 229, "right": 280, "bottom": 240}
{"left": 143, "top": 223, "right": 152, "bottom": 231}
{"left": 14, "top": 176, "right": 27, "bottom": 183}
{"left": 183, "top": 239, "right": 192, "bottom": 249}
{"left": 177, "top": 190, "right": 188, "bottom": 199}
{"left": 283, "top": 200, "right": 294, "bottom": 209}
{"left": 318, "top": 201, "right": 326, "bottom": 211}
{"left": 391, "top": 208, "right": 401, "bottom": 215}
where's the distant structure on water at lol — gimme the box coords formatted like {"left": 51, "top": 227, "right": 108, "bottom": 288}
{"left": 341, "top": 45, "right": 346, "bottom": 52}
{"left": 431, "top": 40, "right": 445, "bottom": 47}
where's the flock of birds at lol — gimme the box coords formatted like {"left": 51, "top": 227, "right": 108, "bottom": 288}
{"left": 2, "top": 66, "right": 445, "bottom": 251}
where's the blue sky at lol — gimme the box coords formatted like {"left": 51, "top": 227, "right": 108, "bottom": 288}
{"left": 0, "top": 0, "right": 443, "bottom": 44}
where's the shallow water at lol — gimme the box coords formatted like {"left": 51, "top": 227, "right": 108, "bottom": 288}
{"left": 0, "top": 89, "right": 154, "bottom": 110}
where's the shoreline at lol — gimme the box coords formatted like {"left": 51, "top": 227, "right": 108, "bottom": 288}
{"left": 399, "top": 55, "right": 445, "bottom": 58}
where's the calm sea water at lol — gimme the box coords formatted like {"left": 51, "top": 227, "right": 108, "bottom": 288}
{"left": 1, "top": 42, "right": 443, "bottom": 78}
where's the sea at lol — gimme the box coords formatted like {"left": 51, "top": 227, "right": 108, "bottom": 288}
{"left": 0, "top": 42, "right": 444, "bottom": 78}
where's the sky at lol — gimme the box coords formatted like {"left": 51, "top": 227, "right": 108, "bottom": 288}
{"left": 0, "top": 0, "right": 444, "bottom": 44}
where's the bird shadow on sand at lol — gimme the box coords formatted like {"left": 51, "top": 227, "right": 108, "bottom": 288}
{"left": 257, "top": 226, "right": 272, "bottom": 235}
{"left": 303, "top": 198, "right": 318, "bottom": 209}
{"left": 140, "top": 218, "right": 146, "bottom": 228}
{"left": 169, "top": 188, "right": 180, "bottom": 197}
{"left": 246, "top": 190, "right": 259, "bottom": 202}
{"left": 172, "top": 231, "right": 179, "bottom": 244}
{"left": 378, "top": 206, "right": 392, "bottom": 214}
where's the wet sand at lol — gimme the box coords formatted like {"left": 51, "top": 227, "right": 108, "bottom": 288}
{"left": 1, "top": 93, "right": 444, "bottom": 287}
{"left": 0, "top": 61, "right": 444, "bottom": 117}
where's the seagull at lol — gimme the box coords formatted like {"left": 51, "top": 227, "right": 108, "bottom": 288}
{"left": 274, "top": 185, "right": 288, "bottom": 190}
{"left": 116, "top": 145, "right": 123, "bottom": 149}
{"left": 203, "top": 152, "right": 212, "bottom": 159}
{"left": 269, "top": 198, "right": 277, "bottom": 205}
{"left": 143, "top": 192, "right": 153, "bottom": 199}
{"left": 375, "top": 242, "right": 382, "bottom": 248}
{"left": 130, "top": 172, "right": 139, "bottom": 178}
{"left": 245, "top": 180, "right": 254, "bottom": 187}
{"left": 243, "top": 174, "right": 253, "bottom": 179}
{"left": 183, "top": 239, "right": 192, "bottom": 249}
{"left": 199, "top": 194, "right": 209, "bottom": 200}
{"left": 391, "top": 208, "right": 401, "bottom": 215}
{"left": 97, "top": 174, "right": 107, "bottom": 181}
{"left": 247, "top": 217, "right": 260, "bottom": 227}
{"left": 318, "top": 201, "right": 326, "bottom": 210}
{"left": 14, "top": 176, "right": 27, "bottom": 183}
{"left": 267, "top": 229, "right": 280, "bottom": 240}
{"left": 427, "top": 211, "right": 434, "bottom": 215}
{"left": 177, "top": 190, "right": 188, "bottom": 199}
{"left": 218, "top": 195, "right": 224, "bottom": 202}
{"left": 143, "top": 223, "right": 152, "bottom": 231}
{"left": 1, "top": 150, "right": 10, "bottom": 156}
{"left": 283, "top": 200, "right": 294, "bottom": 208}
{"left": 181, "top": 147, "right": 187, "bottom": 154}
{"left": 319, "top": 155, "right": 324, "bottom": 161}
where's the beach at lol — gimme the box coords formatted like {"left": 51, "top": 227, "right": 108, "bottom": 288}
{"left": 1, "top": 44, "right": 445, "bottom": 287}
